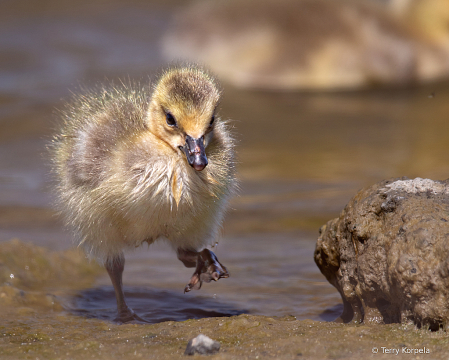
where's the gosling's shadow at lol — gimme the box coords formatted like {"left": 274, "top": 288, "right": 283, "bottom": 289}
{"left": 67, "top": 286, "right": 246, "bottom": 323}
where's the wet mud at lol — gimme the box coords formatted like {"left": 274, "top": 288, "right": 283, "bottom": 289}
{"left": 1, "top": 240, "right": 449, "bottom": 360}
{"left": 0, "top": 239, "right": 102, "bottom": 309}
{"left": 4, "top": 310, "right": 449, "bottom": 360}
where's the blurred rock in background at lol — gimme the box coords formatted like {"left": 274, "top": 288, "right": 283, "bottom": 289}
{"left": 163, "top": 0, "right": 449, "bottom": 90}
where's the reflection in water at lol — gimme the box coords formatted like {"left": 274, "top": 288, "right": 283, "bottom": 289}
{"left": 88, "top": 233, "right": 343, "bottom": 322}
{"left": 69, "top": 287, "right": 246, "bottom": 323}
{"left": 318, "top": 304, "right": 345, "bottom": 322}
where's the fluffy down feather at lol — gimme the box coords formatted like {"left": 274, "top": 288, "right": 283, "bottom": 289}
{"left": 50, "top": 67, "right": 237, "bottom": 263}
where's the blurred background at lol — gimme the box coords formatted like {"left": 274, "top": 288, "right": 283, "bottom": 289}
{"left": 2, "top": 0, "right": 449, "bottom": 322}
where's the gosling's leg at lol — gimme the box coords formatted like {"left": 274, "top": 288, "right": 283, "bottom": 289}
{"left": 177, "top": 248, "right": 229, "bottom": 293}
{"left": 105, "top": 253, "right": 147, "bottom": 323}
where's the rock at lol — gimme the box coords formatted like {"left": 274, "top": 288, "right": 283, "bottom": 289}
{"left": 315, "top": 177, "right": 449, "bottom": 330}
{"left": 163, "top": 0, "right": 449, "bottom": 91}
{"left": 184, "top": 334, "right": 220, "bottom": 356}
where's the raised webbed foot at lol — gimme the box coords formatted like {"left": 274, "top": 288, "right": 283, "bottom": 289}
{"left": 183, "top": 249, "right": 229, "bottom": 293}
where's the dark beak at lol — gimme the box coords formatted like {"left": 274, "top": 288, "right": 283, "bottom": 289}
{"left": 181, "top": 135, "right": 208, "bottom": 171}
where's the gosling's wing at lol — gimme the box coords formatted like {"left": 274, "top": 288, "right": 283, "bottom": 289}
{"left": 53, "top": 84, "right": 149, "bottom": 188}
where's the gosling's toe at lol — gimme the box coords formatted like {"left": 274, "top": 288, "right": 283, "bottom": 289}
{"left": 113, "top": 308, "right": 149, "bottom": 324}
{"left": 184, "top": 249, "right": 229, "bottom": 293}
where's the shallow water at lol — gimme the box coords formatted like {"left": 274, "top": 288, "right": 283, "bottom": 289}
{"left": 2, "top": 0, "right": 449, "bottom": 325}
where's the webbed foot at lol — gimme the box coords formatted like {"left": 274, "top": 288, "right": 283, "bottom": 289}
{"left": 113, "top": 307, "right": 149, "bottom": 324}
{"left": 184, "top": 249, "right": 229, "bottom": 293}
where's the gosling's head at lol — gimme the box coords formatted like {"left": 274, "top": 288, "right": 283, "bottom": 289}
{"left": 147, "top": 67, "right": 221, "bottom": 171}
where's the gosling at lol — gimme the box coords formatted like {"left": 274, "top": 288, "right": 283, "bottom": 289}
{"left": 51, "top": 66, "right": 237, "bottom": 323}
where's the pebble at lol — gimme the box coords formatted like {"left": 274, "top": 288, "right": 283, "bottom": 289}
{"left": 184, "top": 334, "right": 220, "bottom": 356}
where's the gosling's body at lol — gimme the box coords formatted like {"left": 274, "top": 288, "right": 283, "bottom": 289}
{"left": 52, "top": 67, "right": 236, "bottom": 322}
{"left": 54, "top": 83, "right": 234, "bottom": 260}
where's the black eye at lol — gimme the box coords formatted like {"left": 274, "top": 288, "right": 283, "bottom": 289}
{"left": 165, "top": 111, "right": 177, "bottom": 127}
{"left": 209, "top": 115, "right": 215, "bottom": 127}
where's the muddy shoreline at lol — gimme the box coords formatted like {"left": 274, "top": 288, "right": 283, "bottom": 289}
{"left": 1, "top": 240, "right": 448, "bottom": 360}
{"left": 2, "top": 308, "right": 448, "bottom": 359}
